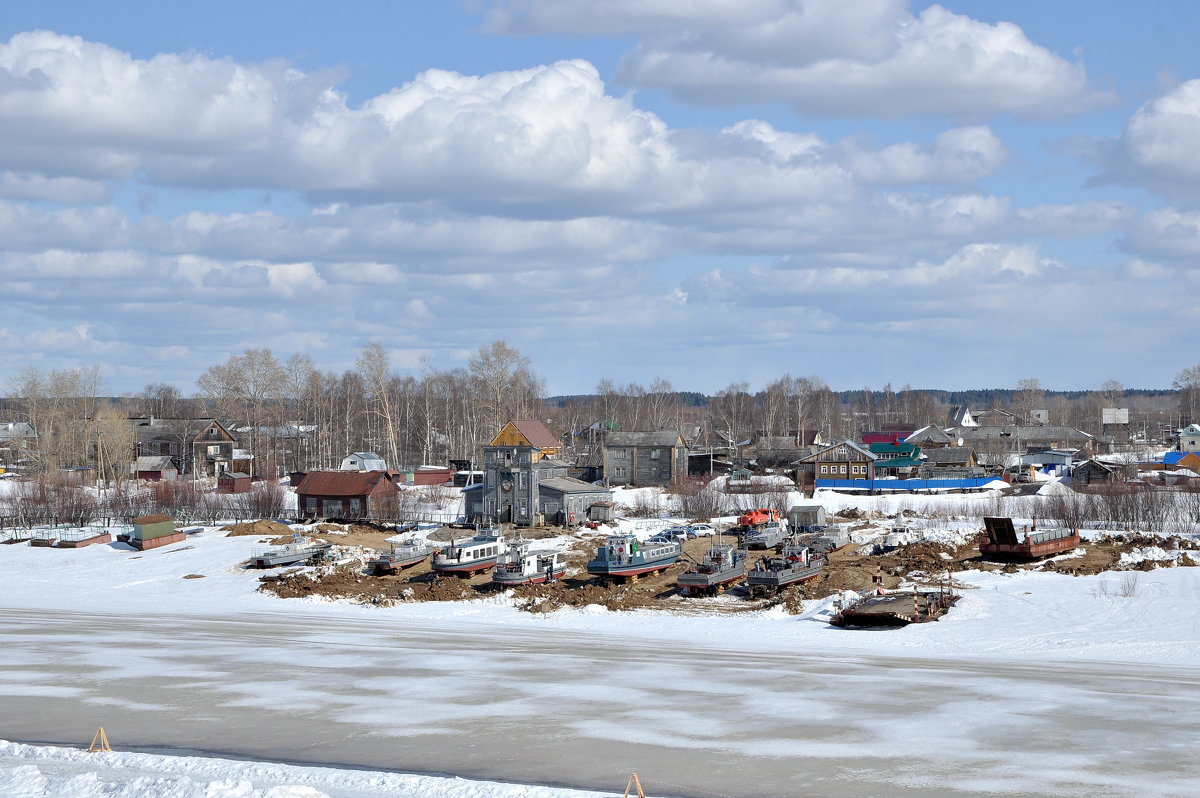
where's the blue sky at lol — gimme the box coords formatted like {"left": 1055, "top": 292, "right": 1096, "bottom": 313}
{"left": 2, "top": 1, "right": 1199, "bottom": 396}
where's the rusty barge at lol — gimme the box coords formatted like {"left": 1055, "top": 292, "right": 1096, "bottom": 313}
{"left": 979, "top": 517, "right": 1080, "bottom": 561}
{"left": 830, "top": 584, "right": 958, "bottom": 628}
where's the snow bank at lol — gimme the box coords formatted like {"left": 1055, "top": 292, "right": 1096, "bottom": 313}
{"left": 0, "top": 740, "right": 625, "bottom": 798}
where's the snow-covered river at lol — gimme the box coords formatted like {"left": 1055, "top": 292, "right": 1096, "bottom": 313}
{"left": 2, "top": 608, "right": 1197, "bottom": 797}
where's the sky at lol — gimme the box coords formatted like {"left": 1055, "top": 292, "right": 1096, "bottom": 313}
{"left": 3, "top": 1, "right": 1200, "bottom": 397}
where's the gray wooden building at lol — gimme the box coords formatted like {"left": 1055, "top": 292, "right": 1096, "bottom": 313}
{"left": 602, "top": 430, "right": 688, "bottom": 487}
{"left": 464, "top": 419, "right": 613, "bottom": 527}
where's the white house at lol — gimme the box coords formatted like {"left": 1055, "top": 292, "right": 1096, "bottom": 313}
{"left": 340, "top": 452, "right": 387, "bottom": 471}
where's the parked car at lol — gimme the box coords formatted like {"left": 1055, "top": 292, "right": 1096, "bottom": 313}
{"left": 687, "top": 523, "right": 717, "bottom": 537}
{"left": 651, "top": 527, "right": 694, "bottom": 543}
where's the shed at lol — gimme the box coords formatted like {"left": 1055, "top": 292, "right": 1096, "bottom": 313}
{"left": 217, "top": 471, "right": 252, "bottom": 493}
{"left": 412, "top": 466, "right": 454, "bottom": 486}
{"left": 128, "top": 514, "right": 185, "bottom": 550}
{"left": 296, "top": 470, "right": 398, "bottom": 520}
{"left": 134, "top": 455, "right": 178, "bottom": 482}
{"left": 787, "top": 504, "right": 827, "bottom": 529}
{"left": 537, "top": 477, "right": 614, "bottom": 526}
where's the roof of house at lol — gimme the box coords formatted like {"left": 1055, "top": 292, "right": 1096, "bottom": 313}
{"left": 793, "top": 439, "right": 877, "bottom": 464}
{"left": 0, "top": 421, "right": 37, "bottom": 440}
{"left": 905, "top": 425, "right": 954, "bottom": 444}
{"left": 346, "top": 452, "right": 383, "bottom": 461}
{"left": 868, "top": 442, "right": 918, "bottom": 455}
{"left": 538, "top": 476, "right": 611, "bottom": 494}
{"left": 606, "top": 430, "right": 685, "bottom": 447}
{"left": 133, "top": 418, "right": 236, "bottom": 443}
{"left": 510, "top": 419, "right": 560, "bottom": 449}
{"left": 134, "top": 455, "right": 176, "bottom": 471}
{"left": 921, "top": 447, "right": 976, "bottom": 464}
{"left": 875, "top": 455, "right": 922, "bottom": 468}
{"left": 952, "top": 425, "right": 1093, "bottom": 441}
{"left": 220, "top": 471, "right": 251, "bottom": 480}
{"left": 296, "top": 470, "right": 396, "bottom": 497}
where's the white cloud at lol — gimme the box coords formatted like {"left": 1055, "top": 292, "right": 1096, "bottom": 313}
{"left": 1106, "top": 79, "right": 1200, "bottom": 197}
{"left": 486, "top": 1, "right": 1109, "bottom": 117}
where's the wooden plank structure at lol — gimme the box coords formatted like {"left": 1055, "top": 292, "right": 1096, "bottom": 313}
{"left": 88, "top": 727, "right": 111, "bottom": 752}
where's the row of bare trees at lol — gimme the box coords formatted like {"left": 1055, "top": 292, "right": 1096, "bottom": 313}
{"left": 3, "top": 349, "right": 1196, "bottom": 481}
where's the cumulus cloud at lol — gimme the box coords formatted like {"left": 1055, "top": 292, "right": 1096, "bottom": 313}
{"left": 485, "top": 1, "right": 1109, "bottom": 117}
{"left": 0, "top": 31, "right": 1021, "bottom": 217}
{"left": 1102, "top": 80, "right": 1200, "bottom": 201}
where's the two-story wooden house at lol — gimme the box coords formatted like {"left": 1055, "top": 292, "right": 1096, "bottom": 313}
{"left": 602, "top": 430, "right": 688, "bottom": 487}
{"left": 791, "top": 440, "right": 877, "bottom": 488}
{"left": 132, "top": 418, "right": 239, "bottom": 477}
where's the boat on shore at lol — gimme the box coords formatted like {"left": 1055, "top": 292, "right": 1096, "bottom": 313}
{"left": 586, "top": 533, "right": 681, "bottom": 581}
{"left": 830, "top": 585, "right": 958, "bottom": 628}
{"left": 367, "top": 536, "right": 432, "bottom": 574}
{"left": 250, "top": 536, "right": 333, "bottom": 568}
{"left": 745, "top": 538, "right": 826, "bottom": 598}
{"left": 677, "top": 543, "right": 746, "bottom": 595}
{"left": 432, "top": 528, "right": 505, "bottom": 575}
{"left": 493, "top": 542, "right": 567, "bottom": 586}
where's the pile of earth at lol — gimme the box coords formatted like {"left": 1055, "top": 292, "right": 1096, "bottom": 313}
{"left": 222, "top": 520, "right": 295, "bottom": 537}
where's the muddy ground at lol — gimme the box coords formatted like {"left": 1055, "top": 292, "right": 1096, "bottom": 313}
{"left": 255, "top": 523, "right": 1200, "bottom": 614}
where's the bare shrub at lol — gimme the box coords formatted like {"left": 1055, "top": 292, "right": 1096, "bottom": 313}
{"left": 669, "top": 476, "right": 726, "bottom": 519}
{"left": 1119, "top": 572, "right": 1141, "bottom": 598}
{"left": 626, "top": 490, "right": 664, "bottom": 518}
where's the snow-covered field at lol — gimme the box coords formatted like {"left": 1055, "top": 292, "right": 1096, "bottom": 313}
{"left": 2, "top": 485, "right": 1199, "bottom": 797}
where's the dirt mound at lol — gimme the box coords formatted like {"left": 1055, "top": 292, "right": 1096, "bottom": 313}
{"left": 223, "top": 520, "right": 295, "bottom": 537}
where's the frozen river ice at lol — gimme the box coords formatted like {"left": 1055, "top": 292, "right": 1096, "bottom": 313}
{"left": 2, "top": 608, "right": 1197, "bottom": 797}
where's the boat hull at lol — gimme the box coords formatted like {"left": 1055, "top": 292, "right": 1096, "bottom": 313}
{"left": 432, "top": 556, "right": 499, "bottom": 574}
{"left": 368, "top": 553, "right": 430, "bottom": 573}
{"left": 745, "top": 562, "right": 824, "bottom": 588}
{"left": 586, "top": 554, "right": 679, "bottom": 578}
{"left": 493, "top": 566, "right": 567, "bottom": 586}
{"left": 678, "top": 563, "right": 746, "bottom": 590}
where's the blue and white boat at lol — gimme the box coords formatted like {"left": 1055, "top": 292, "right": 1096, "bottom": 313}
{"left": 586, "top": 533, "right": 681, "bottom": 580}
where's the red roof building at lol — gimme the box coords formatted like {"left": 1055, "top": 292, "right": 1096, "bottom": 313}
{"left": 295, "top": 470, "right": 398, "bottom": 520}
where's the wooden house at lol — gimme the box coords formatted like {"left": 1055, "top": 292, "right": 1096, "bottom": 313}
{"left": 295, "top": 470, "right": 398, "bottom": 520}
{"left": 602, "top": 430, "right": 689, "bottom": 486}
{"left": 466, "top": 419, "right": 612, "bottom": 527}
{"left": 1072, "top": 459, "right": 1134, "bottom": 487}
{"left": 792, "top": 440, "right": 877, "bottom": 487}
{"left": 919, "top": 446, "right": 978, "bottom": 470}
{"left": 132, "top": 418, "right": 239, "bottom": 477}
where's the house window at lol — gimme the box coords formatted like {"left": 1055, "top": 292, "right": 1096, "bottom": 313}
{"left": 208, "top": 445, "right": 220, "bottom": 455}
{"left": 820, "top": 465, "right": 828, "bottom": 474}
{"left": 649, "top": 449, "right": 661, "bottom": 459}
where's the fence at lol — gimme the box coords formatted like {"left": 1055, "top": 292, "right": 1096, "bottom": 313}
{"left": 815, "top": 477, "right": 997, "bottom": 492}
